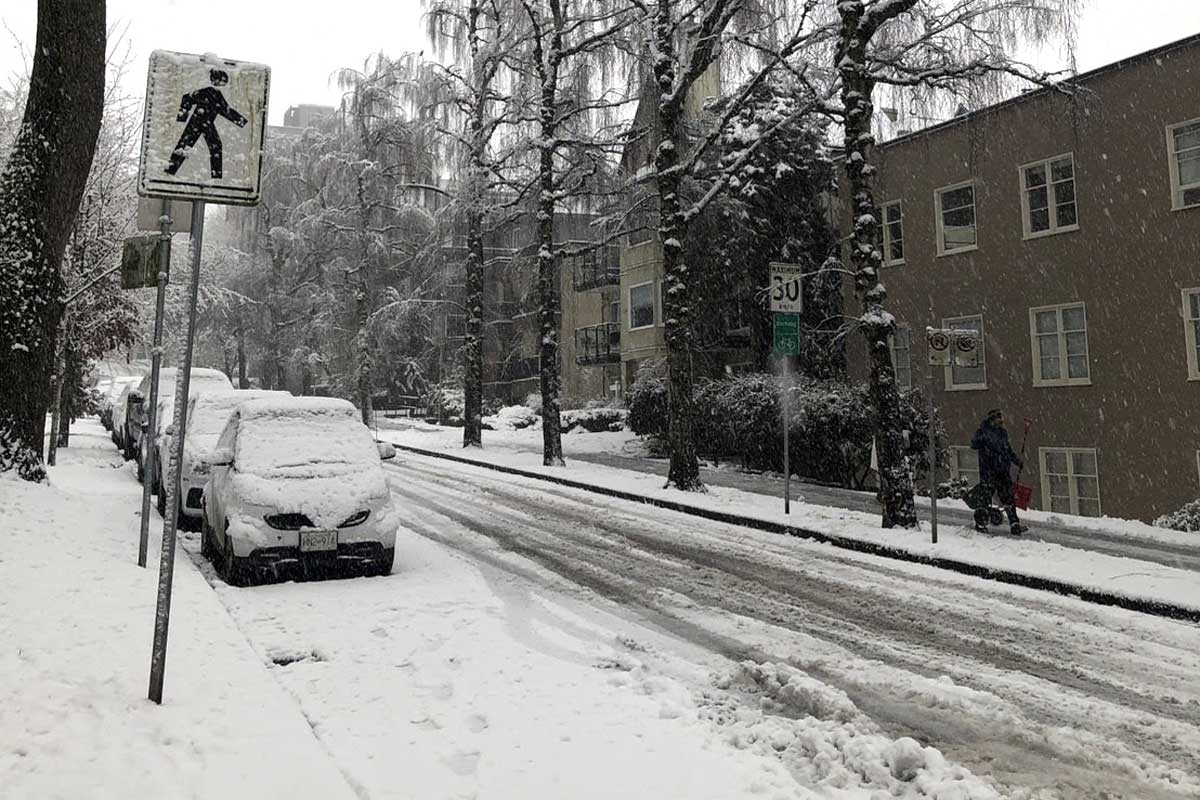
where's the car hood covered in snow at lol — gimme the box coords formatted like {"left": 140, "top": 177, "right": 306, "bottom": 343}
{"left": 229, "top": 466, "right": 390, "bottom": 529}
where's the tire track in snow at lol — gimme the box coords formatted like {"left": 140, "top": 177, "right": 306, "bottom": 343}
{"left": 386, "top": 456, "right": 1200, "bottom": 798}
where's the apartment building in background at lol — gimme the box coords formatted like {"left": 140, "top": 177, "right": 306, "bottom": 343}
{"left": 848, "top": 33, "right": 1200, "bottom": 522}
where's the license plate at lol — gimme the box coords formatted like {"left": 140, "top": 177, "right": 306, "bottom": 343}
{"left": 300, "top": 530, "right": 337, "bottom": 552}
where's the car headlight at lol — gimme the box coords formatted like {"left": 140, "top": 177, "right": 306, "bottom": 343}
{"left": 338, "top": 510, "right": 370, "bottom": 528}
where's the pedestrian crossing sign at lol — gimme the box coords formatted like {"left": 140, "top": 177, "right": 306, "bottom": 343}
{"left": 138, "top": 50, "right": 270, "bottom": 206}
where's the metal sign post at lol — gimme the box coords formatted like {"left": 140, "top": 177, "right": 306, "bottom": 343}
{"left": 139, "top": 49, "right": 269, "bottom": 705}
{"left": 770, "top": 264, "right": 803, "bottom": 515}
{"left": 137, "top": 199, "right": 174, "bottom": 567}
{"left": 148, "top": 201, "right": 205, "bottom": 704}
{"left": 925, "top": 327, "right": 980, "bottom": 543}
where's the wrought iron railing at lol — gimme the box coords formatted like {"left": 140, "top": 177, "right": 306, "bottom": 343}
{"left": 575, "top": 323, "right": 621, "bottom": 365}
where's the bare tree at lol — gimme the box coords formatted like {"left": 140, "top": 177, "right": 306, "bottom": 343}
{"left": 513, "top": 0, "right": 636, "bottom": 465}
{"left": 833, "top": 0, "right": 1078, "bottom": 528}
{"left": 0, "top": 0, "right": 106, "bottom": 481}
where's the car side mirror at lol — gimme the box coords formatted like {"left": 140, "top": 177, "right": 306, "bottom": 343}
{"left": 377, "top": 442, "right": 396, "bottom": 461}
{"left": 202, "top": 447, "right": 233, "bottom": 467}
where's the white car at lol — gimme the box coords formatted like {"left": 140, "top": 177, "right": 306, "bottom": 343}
{"left": 111, "top": 384, "right": 138, "bottom": 456}
{"left": 160, "top": 389, "right": 290, "bottom": 526}
{"left": 200, "top": 396, "right": 399, "bottom": 585}
{"left": 128, "top": 367, "right": 233, "bottom": 482}
{"left": 97, "top": 376, "right": 139, "bottom": 432}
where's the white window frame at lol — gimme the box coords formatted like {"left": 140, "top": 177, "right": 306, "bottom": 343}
{"left": 888, "top": 325, "right": 911, "bottom": 390}
{"left": 942, "top": 314, "right": 987, "bottom": 391}
{"left": 1166, "top": 118, "right": 1200, "bottom": 210}
{"left": 628, "top": 281, "right": 656, "bottom": 331}
{"left": 1039, "top": 446, "right": 1102, "bottom": 517}
{"left": 934, "top": 180, "right": 978, "bottom": 256}
{"left": 1019, "top": 153, "right": 1079, "bottom": 239}
{"left": 1183, "top": 288, "right": 1200, "bottom": 380}
{"left": 1029, "top": 302, "right": 1091, "bottom": 387}
{"left": 948, "top": 446, "right": 981, "bottom": 487}
{"left": 880, "top": 200, "right": 905, "bottom": 266}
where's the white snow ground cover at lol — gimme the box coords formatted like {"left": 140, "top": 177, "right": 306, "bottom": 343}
{"left": 0, "top": 421, "right": 357, "bottom": 800}
{"left": 1, "top": 420, "right": 1015, "bottom": 799}
{"left": 379, "top": 424, "right": 1200, "bottom": 614}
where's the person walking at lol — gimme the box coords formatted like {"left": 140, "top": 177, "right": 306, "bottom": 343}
{"left": 970, "top": 409, "right": 1028, "bottom": 535}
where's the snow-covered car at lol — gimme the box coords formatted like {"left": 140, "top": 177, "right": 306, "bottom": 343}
{"left": 200, "top": 396, "right": 398, "bottom": 585}
{"left": 158, "top": 389, "right": 290, "bottom": 526}
{"left": 129, "top": 368, "right": 232, "bottom": 483}
{"left": 98, "top": 376, "right": 140, "bottom": 431}
{"left": 112, "top": 384, "right": 138, "bottom": 456}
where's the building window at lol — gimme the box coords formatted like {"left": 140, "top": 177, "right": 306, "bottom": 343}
{"left": 608, "top": 300, "right": 621, "bottom": 325}
{"left": 888, "top": 326, "right": 911, "bottom": 390}
{"left": 629, "top": 282, "right": 655, "bottom": 330}
{"left": 1184, "top": 288, "right": 1200, "bottom": 380}
{"left": 1030, "top": 303, "right": 1090, "bottom": 386}
{"left": 1040, "top": 447, "right": 1101, "bottom": 517}
{"left": 881, "top": 201, "right": 904, "bottom": 265}
{"left": 1021, "top": 154, "right": 1077, "bottom": 237}
{"left": 445, "top": 314, "right": 466, "bottom": 339}
{"left": 942, "top": 314, "right": 986, "bottom": 390}
{"left": 1167, "top": 119, "right": 1200, "bottom": 209}
{"left": 935, "top": 181, "right": 977, "bottom": 255}
{"left": 948, "top": 446, "right": 980, "bottom": 488}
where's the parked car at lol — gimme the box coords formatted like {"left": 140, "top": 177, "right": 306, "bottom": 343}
{"left": 127, "top": 368, "right": 232, "bottom": 482}
{"left": 98, "top": 376, "right": 140, "bottom": 431}
{"left": 201, "top": 396, "right": 398, "bottom": 585}
{"left": 111, "top": 384, "right": 137, "bottom": 455}
{"left": 157, "top": 389, "right": 290, "bottom": 526}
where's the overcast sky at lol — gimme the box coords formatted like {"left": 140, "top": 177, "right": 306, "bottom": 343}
{"left": 2, "top": 2, "right": 1200, "bottom": 124}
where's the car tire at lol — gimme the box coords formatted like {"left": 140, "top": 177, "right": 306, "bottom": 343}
{"left": 200, "top": 514, "right": 214, "bottom": 560}
{"left": 221, "top": 525, "right": 249, "bottom": 587}
{"left": 374, "top": 548, "right": 395, "bottom": 577}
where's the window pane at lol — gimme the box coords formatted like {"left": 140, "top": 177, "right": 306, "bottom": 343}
{"left": 1065, "top": 333, "right": 1088, "bottom": 360}
{"left": 1188, "top": 292, "right": 1200, "bottom": 320}
{"left": 1045, "top": 451, "right": 1069, "bottom": 474}
{"left": 1077, "top": 498, "right": 1102, "bottom": 517}
{"left": 1051, "top": 157, "right": 1074, "bottom": 182}
{"left": 1024, "top": 165, "right": 1046, "bottom": 188}
{"left": 1030, "top": 209, "right": 1051, "bottom": 233}
{"left": 1050, "top": 495, "right": 1073, "bottom": 514}
{"left": 1072, "top": 450, "right": 1097, "bottom": 476}
{"left": 886, "top": 204, "right": 902, "bottom": 224}
{"left": 1062, "top": 306, "right": 1086, "bottom": 330}
{"left": 1056, "top": 202, "right": 1078, "bottom": 228}
{"left": 942, "top": 204, "right": 977, "bottom": 250}
{"left": 1067, "top": 355, "right": 1089, "bottom": 379}
{"left": 1027, "top": 185, "right": 1049, "bottom": 211}
{"left": 1178, "top": 151, "right": 1200, "bottom": 186}
{"left": 630, "top": 285, "right": 654, "bottom": 328}
{"left": 1174, "top": 122, "right": 1200, "bottom": 152}
{"left": 941, "top": 185, "right": 974, "bottom": 210}
{"left": 1075, "top": 476, "right": 1100, "bottom": 501}
{"left": 1035, "top": 311, "right": 1059, "bottom": 334}
{"left": 1054, "top": 178, "right": 1075, "bottom": 204}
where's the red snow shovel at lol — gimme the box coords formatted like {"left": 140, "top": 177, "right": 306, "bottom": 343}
{"left": 1013, "top": 417, "right": 1033, "bottom": 510}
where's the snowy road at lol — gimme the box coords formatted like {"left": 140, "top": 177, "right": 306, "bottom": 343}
{"left": 178, "top": 448, "right": 1200, "bottom": 798}
{"left": 378, "top": 452, "right": 1200, "bottom": 798}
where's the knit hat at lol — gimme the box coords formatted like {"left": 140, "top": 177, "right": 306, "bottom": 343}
{"left": 986, "top": 408, "right": 1003, "bottom": 422}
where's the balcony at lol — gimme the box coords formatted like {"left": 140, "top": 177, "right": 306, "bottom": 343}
{"left": 571, "top": 247, "right": 620, "bottom": 291}
{"left": 575, "top": 323, "right": 621, "bottom": 365}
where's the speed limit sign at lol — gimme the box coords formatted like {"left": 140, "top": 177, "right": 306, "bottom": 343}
{"left": 769, "top": 262, "right": 803, "bottom": 313}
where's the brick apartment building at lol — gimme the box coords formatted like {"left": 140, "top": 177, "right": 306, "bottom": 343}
{"left": 849, "top": 33, "right": 1200, "bottom": 522}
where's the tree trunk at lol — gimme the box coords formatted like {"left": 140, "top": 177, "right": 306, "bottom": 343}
{"left": 654, "top": 11, "right": 702, "bottom": 491}
{"left": 267, "top": 248, "right": 286, "bottom": 390}
{"left": 536, "top": 19, "right": 564, "bottom": 467}
{"left": 0, "top": 0, "right": 105, "bottom": 481}
{"left": 837, "top": 1, "right": 917, "bottom": 529}
{"left": 462, "top": 206, "right": 484, "bottom": 448}
{"left": 236, "top": 325, "right": 248, "bottom": 388}
{"left": 46, "top": 337, "right": 66, "bottom": 467}
{"left": 354, "top": 175, "right": 374, "bottom": 427}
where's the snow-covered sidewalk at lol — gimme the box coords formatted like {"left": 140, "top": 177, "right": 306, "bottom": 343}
{"left": 0, "top": 421, "right": 357, "bottom": 799}
{"left": 379, "top": 422, "right": 1200, "bottom": 617}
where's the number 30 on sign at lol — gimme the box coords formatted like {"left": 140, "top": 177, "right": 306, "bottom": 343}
{"left": 769, "top": 262, "right": 803, "bottom": 313}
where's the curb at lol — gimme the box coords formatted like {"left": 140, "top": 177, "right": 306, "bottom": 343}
{"left": 390, "top": 443, "right": 1200, "bottom": 624}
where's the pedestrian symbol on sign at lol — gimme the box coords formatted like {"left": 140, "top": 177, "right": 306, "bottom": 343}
{"left": 164, "top": 69, "right": 248, "bottom": 179}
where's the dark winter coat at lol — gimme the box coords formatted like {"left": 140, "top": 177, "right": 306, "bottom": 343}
{"left": 971, "top": 421, "right": 1022, "bottom": 483}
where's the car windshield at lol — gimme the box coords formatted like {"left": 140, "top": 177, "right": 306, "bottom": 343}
{"left": 235, "top": 413, "right": 377, "bottom": 476}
